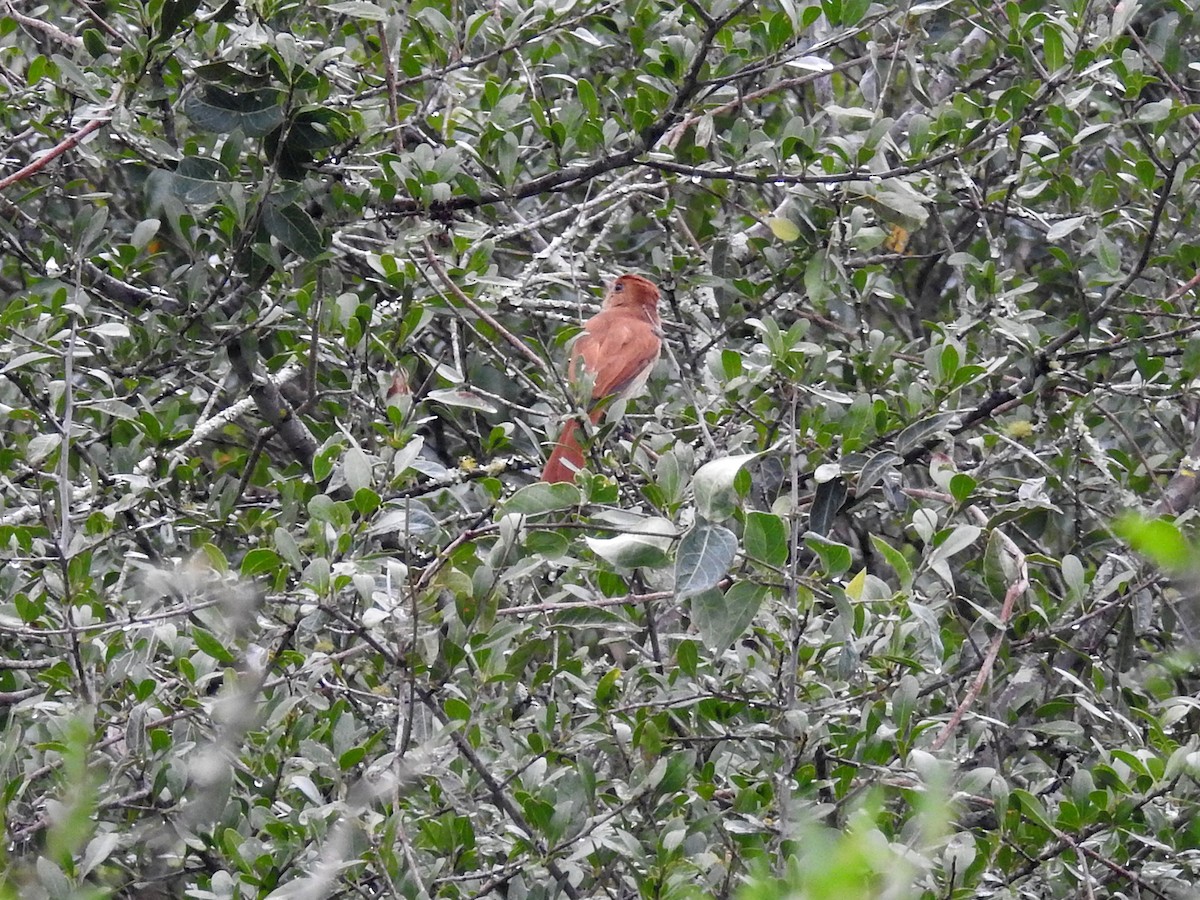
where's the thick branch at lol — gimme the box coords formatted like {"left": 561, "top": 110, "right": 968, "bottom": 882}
{"left": 226, "top": 340, "right": 319, "bottom": 472}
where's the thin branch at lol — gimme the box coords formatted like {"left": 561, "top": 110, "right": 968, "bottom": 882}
{"left": 931, "top": 513, "right": 1028, "bottom": 752}
{"left": 421, "top": 239, "right": 549, "bottom": 373}
{"left": 2, "top": 0, "right": 85, "bottom": 50}
{"left": 663, "top": 50, "right": 883, "bottom": 150}
{"left": 416, "top": 686, "right": 582, "bottom": 900}
{"left": 0, "top": 113, "right": 110, "bottom": 191}
{"left": 376, "top": 21, "right": 407, "bottom": 157}
{"left": 496, "top": 587, "right": 684, "bottom": 617}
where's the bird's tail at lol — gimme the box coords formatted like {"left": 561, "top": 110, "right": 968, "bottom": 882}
{"left": 542, "top": 419, "right": 587, "bottom": 483}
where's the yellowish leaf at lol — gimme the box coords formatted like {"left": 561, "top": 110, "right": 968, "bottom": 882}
{"left": 768, "top": 217, "right": 801, "bottom": 242}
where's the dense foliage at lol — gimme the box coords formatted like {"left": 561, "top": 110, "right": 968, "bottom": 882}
{"left": 3, "top": 0, "right": 1200, "bottom": 896}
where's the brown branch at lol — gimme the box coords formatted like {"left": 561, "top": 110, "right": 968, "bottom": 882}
{"left": 2, "top": 0, "right": 85, "bottom": 50}
{"left": 1061, "top": 271, "right": 1200, "bottom": 363}
{"left": 69, "top": 0, "right": 125, "bottom": 42}
{"left": 1041, "top": 153, "right": 1183, "bottom": 359}
{"left": 10, "top": 788, "right": 153, "bottom": 845}
{"left": 841, "top": 147, "right": 1186, "bottom": 494}
{"left": 416, "top": 686, "right": 582, "bottom": 900}
{"left": 0, "top": 114, "right": 110, "bottom": 192}
{"left": 0, "top": 658, "right": 56, "bottom": 670}
{"left": 0, "top": 689, "right": 38, "bottom": 706}
{"left": 387, "top": 0, "right": 758, "bottom": 219}
{"left": 1155, "top": 413, "right": 1200, "bottom": 517}
{"left": 643, "top": 123, "right": 1011, "bottom": 186}
{"left": 931, "top": 515, "right": 1028, "bottom": 752}
{"left": 376, "top": 21, "right": 406, "bottom": 157}
{"left": 1007, "top": 778, "right": 1179, "bottom": 894}
{"left": 640, "top": 0, "right": 759, "bottom": 149}
{"left": 386, "top": 144, "right": 646, "bottom": 217}
{"left": 390, "top": 0, "right": 622, "bottom": 92}
{"left": 421, "top": 240, "right": 549, "bottom": 373}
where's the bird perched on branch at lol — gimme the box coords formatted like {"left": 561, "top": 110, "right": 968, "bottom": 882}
{"left": 542, "top": 274, "right": 662, "bottom": 483}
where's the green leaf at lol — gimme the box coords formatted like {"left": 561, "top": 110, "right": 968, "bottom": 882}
{"left": 273, "top": 527, "right": 303, "bottom": 570}
{"left": 342, "top": 444, "right": 372, "bottom": 492}
{"left": 577, "top": 78, "right": 600, "bottom": 117}
{"left": 1133, "top": 98, "right": 1172, "bottom": 124}
{"left": 262, "top": 199, "right": 325, "bottom": 259}
{"left": 949, "top": 473, "right": 976, "bottom": 504}
{"left": 675, "top": 520, "right": 738, "bottom": 600}
{"left": 693, "top": 452, "right": 759, "bottom": 521}
{"left": 1115, "top": 513, "right": 1190, "bottom": 570}
{"left": 500, "top": 482, "right": 581, "bottom": 515}
{"left": 768, "top": 217, "right": 801, "bottom": 242}
{"left": 325, "top": 0, "right": 387, "bottom": 19}
{"left": 193, "top": 627, "right": 236, "bottom": 664}
{"left": 1042, "top": 23, "right": 1064, "bottom": 71}
{"left": 927, "top": 525, "right": 981, "bottom": 583}
{"left": 1013, "top": 789, "right": 1054, "bottom": 832}
{"left": 982, "top": 528, "right": 1018, "bottom": 601}
{"left": 369, "top": 503, "right": 440, "bottom": 542}
{"left": 893, "top": 674, "right": 918, "bottom": 732}
{"left": 745, "top": 511, "right": 788, "bottom": 567}
{"left": 307, "top": 494, "right": 340, "bottom": 524}
{"left": 159, "top": 0, "right": 202, "bottom": 41}
{"left": 595, "top": 668, "right": 621, "bottom": 706}
{"left": 1061, "top": 554, "right": 1086, "bottom": 600}
{"left": 809, "top": 476, "right": 846, "bottom": 536}
{"left": 659, "top": 751, "right": 692, "bottom": 794}
{"left": 677, "top": 639, "right": 698, "bottom": 675}
{"left": 444, "top": 698, "right": 471, "bottom": 722}
{"left": 426, "top": 389, "right": 499, "bottom": 412}
{"left": 353, "top": 487, "right": 380, "bottom": 516}
{"left": 858, "top": 449, "right": 902, "bottom": 493}
{"left": 586, "top": 518, "right": 676, "bottom": 569}
{"left": 147, "top": 158, "right": 231, "bottom": 207}
{"left": 1046, "top": 216, "right": 1087, "bottom": 242}
{"left": 312, "top": 445, "right": 339, "bottom": 483}
{"left": 804, "top": 533, "right": 852, "bottom": 577}
{"left": 199, "top": 543, "right": 229, "bottom": 573}
{"left": 241, "top": 548, "right": 281, "bottom": 577}
{"left": 870, "top": 534, "right": 912, "bottom": 589}
{"left": 183, "top": 86, "right": 286, "bottom": 136}
{"left": 82, "top": 28, "right": 108, "bottom": 59}
{"left": 2, "top": 351, "right": 57, "bottom": 374}
{"left": 1094, "top": 230, "right": 1121, "bottom": 274}
{"left": 691, "top": 582, "right": 768, "bottom": 651}
{"left": 873, "top": 185, "right": 930, "bottom": 229}
{"left": 130, "top": 218, "right": 161, "bottom": 250}
{"left": 894, "top": 412, "right": 960, "bottom": 455}
{"left": 841, "top": 0, "right": 871, "bottom": 25}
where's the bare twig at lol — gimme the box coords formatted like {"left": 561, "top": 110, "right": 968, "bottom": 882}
{"left": 931, "top": 513, "right": 1028, "bottom": 752}
{"left": 421, "top": 239, "right": 549, "bottom": 373}
{"left": 0, "top": 113, "right": 110, "bottom": 192}
{"left": 2, "top": 0, "right": 85, "bottom": 50}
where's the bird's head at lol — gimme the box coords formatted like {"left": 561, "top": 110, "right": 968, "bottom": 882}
{"left": 603, "top": 273, "right": 660, "bottom": 314}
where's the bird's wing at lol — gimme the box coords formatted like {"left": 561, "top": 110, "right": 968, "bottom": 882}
{"left": 571, "top": 310, "right": 662, "bottom": 402}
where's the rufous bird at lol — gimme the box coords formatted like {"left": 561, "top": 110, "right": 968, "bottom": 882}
{"left": 542, "top": 273, "right": 662, "bottom": 483}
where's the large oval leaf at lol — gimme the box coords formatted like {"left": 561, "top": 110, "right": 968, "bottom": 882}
{"left": 675, "top": 520, "right": 738, "bottom": 600}
{"left": 586, "top": 518, "right": 676, "bottom": 569}
{"left": 691, "top": 582, "right": 769, "bottom": 651}
{"left": 693, "top": 452, "right": 759, "bottom": 521}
